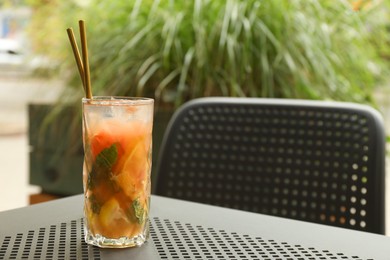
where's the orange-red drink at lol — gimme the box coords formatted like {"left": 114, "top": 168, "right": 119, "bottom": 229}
{"left": 82, "top": 97, "right": 153, "bottom": 248}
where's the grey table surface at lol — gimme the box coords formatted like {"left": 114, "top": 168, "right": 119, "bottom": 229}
{"left": 1, "top": 194, "right": 389, "bottom": 260}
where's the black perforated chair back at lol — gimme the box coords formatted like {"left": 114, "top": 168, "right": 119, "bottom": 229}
{"left": 154, "top": 97, "right": 386, "bottom": 234}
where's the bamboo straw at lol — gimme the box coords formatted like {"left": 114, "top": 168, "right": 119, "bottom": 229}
{"left": 79, "top": 20, "right": 93, "bottom": 99}
{"left": 66, "top": 28, "right": 85, "bottom": 91}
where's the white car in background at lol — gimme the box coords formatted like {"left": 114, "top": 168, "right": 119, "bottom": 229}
{"left": 0, "top": 38, "right": 24, "bottom": 67}
{"left": 0, "top": 38, "right": 53, "bottom": 76}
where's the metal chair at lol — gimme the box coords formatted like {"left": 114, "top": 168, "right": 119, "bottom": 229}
{"left": 154, "top": 97, "right": 386, "bottom": 234}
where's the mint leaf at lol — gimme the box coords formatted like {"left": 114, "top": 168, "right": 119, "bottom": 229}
{"left": 89, "top": 195, "right": 101, "bottom": 214}
{"left": 132, "top": 198, "right": 145, "bottom": 224}
{"left": 96, "top": 143, "right": 118, "bottom": 168}
{"left": 88, "top": 143, "right": 119, "bottom": 189}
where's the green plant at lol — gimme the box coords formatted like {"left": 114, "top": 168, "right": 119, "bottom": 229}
{"left": 25, "top": 0, "right": 390, "bottom": 196}
{"left": 40, "top": 0, "right": 387, "bottom": 109}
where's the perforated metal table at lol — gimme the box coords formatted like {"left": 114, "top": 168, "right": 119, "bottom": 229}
{"left": 0, "top": 195, "right": 389, "bottom": 260}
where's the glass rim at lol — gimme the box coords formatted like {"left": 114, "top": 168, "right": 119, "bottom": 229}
{"left": 82, "top": 96, "right": 154, "bottom": 105}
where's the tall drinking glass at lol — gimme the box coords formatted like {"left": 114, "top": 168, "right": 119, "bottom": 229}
{"left": 82, "top": 96, "right": 154, "bottom": 248}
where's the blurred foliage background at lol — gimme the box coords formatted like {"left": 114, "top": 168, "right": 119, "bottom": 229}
{"left": 12, "top": 0, "right": 390, "bottom": 196}
{"left": 24, "top": 0, "right": 390, "bottom": 109}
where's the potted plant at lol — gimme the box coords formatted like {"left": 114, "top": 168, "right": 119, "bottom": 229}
{"left": 27, "top": 0, "right": 389, "bottom": 196}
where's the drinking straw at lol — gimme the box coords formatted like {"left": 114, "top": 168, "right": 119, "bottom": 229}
{"left": 79, "top": 20, "right": 93, "bottom": 99}
{"left": 66, "top": 28, "right": 85, "bottom": 91}
{"left": 66, "top": 21, "right": 93, "bottom": 99}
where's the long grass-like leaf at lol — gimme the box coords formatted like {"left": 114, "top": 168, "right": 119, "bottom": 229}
{"left": 120, "top": 22, "right": 156, "bottom": 54}
{"left": 175, "top": 48, "right": 195, "bottom": 107}
{"left": 130, "top": 0, "right": 142, "bottom": 21}
{"left": 137, "top": 62, "right": 161, "bottom": 95}
{"left": 137, "top": 54, "right": 160, "bottom": 79}
{"left": 148, "top": 0, "right": 162, "bottom": 21}
{"left": 162, "top": 12, "right": 185, "bottom": 67}
{"left": 156, "top": 68, "right": 181, "bottom": 98}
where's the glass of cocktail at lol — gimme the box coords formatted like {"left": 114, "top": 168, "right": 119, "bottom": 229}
{"left": 82, "top": 96, "right": 153, "bottom": 248}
